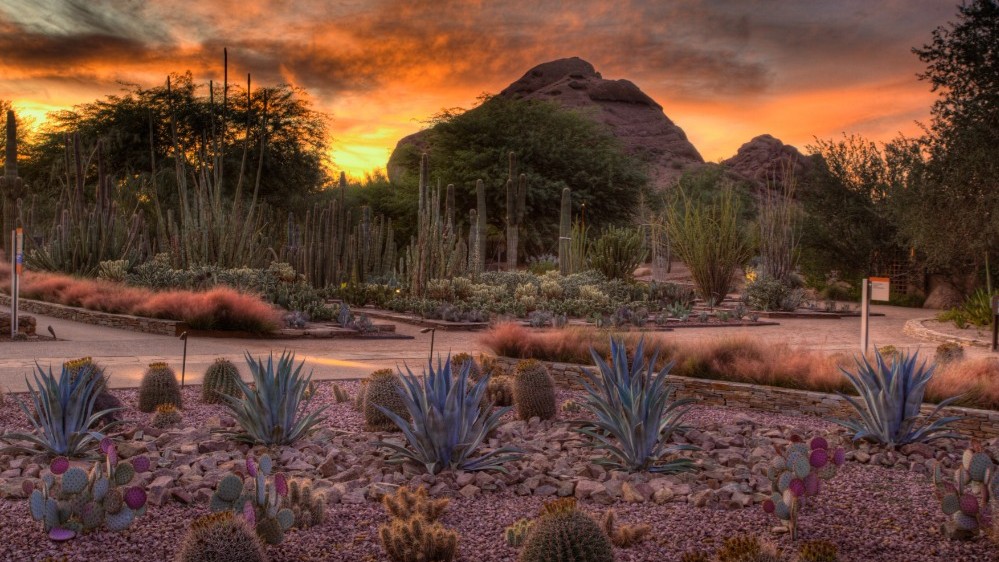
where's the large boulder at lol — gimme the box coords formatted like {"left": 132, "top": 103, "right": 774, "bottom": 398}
{"left": 387, "top": 57, "right": 704, "bottom": 190}
{"left": 721, "top": 134, "right": 815, "bottom": 187}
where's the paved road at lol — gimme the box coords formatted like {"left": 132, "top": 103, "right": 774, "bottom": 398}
{"left": 0, "top": 304, "right": 991, "bottom": 393}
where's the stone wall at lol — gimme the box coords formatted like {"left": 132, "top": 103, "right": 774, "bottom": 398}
{"left": 0, "top": 295, "right": 181, "bottom": 336}
{"left": 488, "top": 356, "right": 999, "bottom": 439}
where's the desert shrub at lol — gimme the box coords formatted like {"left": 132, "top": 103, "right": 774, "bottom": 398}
{"left": 934, "top": 342, "right": 964, "bottom": 365}
{"left": 587, "top": 226, "right": 647, "bottom": 281}
{"left": 938, "top": 288, "right": 997, "bottom": 328}
{"left": 527, "top": 254, "right": 558, "bottom": 275}
{"left": 743, "top": 277, "right": 805, "bottom": 311}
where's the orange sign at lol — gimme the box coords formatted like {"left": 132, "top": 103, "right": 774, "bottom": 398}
{"left": 870, "top": 277, "right": 889, "bottom": 301}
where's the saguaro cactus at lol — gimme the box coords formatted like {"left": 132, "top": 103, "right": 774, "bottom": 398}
{"left": 559, "top": 187, "right": 571, "bottom": 275}
{"left": 0, "top": 110, "right": 24, "bottom": 257}
{"left": 476, "top": 179, "right": 486, "bottom": 272}
{"left": 505, "top": 152, "right": 526, "bottom": 270}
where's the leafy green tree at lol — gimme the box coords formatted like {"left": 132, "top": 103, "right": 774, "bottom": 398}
{"left": 391, "top": 95, "right": 649, "bottom": 259}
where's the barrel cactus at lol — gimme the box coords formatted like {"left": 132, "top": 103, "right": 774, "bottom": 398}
{"left": 138, "top": 362, "right": 182, "bottom": 412}
{"left": 487, "top": 376, "right": 514, "bottom": 407}
{"left": 798, "top": 539, "right": 839, "bottom": 562}
{"left": 364, "top": 369, "right": 410, "bottom": 431}
{"left": 716, "top": 535, "right": 786, "bottom": 562}
{"left": 201, "top": 359, "right": 241, "bottom": 404}
{"left": 176, "top": 512, "right": 268, "bottom": 562}
{"left": 151, "top": 404, "right": 182, "bottom": 429}
{"left": 512, "top": 359, "right": 557, "bottom": 421}
{"left": 63, "top": 357, "right": 122, "bottom": 424}
{"left": 519, "top": 498, "right": 613, "bottom": 562}
{"left": 451, "top": 353, "right": 483, "bottom": 382}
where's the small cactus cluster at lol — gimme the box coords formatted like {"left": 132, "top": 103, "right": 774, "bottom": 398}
{"left": 504, "top": 518, "right": 533, "bottom": 547}
{"left": 797, "top": 539, "right": 839, "bottom": 562}
{"left": 451, "top": 353, "right": 483, "bottom": 382}
{"left": 176, "top": 511, "right": 268, "bottom": 562}
{"left": 354, "top": 379, "right": 369, "bottom": 411}
{"left": 201, "top": 358, "right": 242, "bottom": 404}
{"left": 478, "top": 355, "right": 508, "bottom": 381}
{"left": 932, "top": 443, "right": 999, "bottom": 540}
{"left": 512, "top": 359, "right": 557, "bottom": 421}
{"left": 762, "top": 436, "right": 845, "bottom": 540}
{"left": 601, "top": 509, "right": 651, "bottom": 548}
{"left": 519, "top": 498, "right": 614, "bottom": 562}
{"left": 150, "top": 403, "right": 182, "bottom": 428}
{"left": 487, "top": 376, "right": 514, "bottom": 407}
{"left": 63, "top": 357, "right": 122, "bottom": 423}
{"left": 561, "top": 399, "right": 582, "bottom": 414}
{"left": 934, "top": 342, "right": 964, "bottom": 365}
{"left": 282, "top": 480, "right": 325, "bottom": 528}
{"left": 379, "top": 486, "right": 458, "bottom": 562}
{"left": 209, "top": 454, "right": 295, "bottom": 545}
{"left": 364, "top": 369, "right": 410, "bottom": 432}
{"left": 28, "top": 438, "right": 151, "bottom": 540}
{"left": 138, "top": 362, "right": 182, "bottom": 412}
{"left": 716, "top": 535, "right": 786, "bottom": 562}
{"left": 332, "top": 383, "right": 350, "bottom": 403}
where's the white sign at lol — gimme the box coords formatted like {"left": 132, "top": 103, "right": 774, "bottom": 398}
{"left": 870, "top": 277, "right": 890, "bottom": 302}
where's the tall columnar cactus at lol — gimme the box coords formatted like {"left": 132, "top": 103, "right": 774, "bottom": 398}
{"left": 176, "top": 512, "right": 268, "bottom": 562}
{"left": 559, "top": 187, "right": 572, "bottom": 275}
{"left": 512, "top": 359, "right": 557, "bottom": 421}
{"left": 519, "top": 498, "right": 614, "bottom": 562}
{"left": 932, "top": 444, "right": 999, "bottom": 540}
{"left": 27, "top": 440, "right": 151, "bottom": 540}
{"left": 476, "top": 178, "right": 487, "bottom": 273}
{"left": 137, "top": 362, "right": 182, "bottom": 413}
{"left": 201, "top": 358, "right": 242, "bottom": 404}
{"left": 762, "top": 436, "right": 845, "bottom": 540}
{"left": 209, "top": 454, "right": 296, "bottom": 545}
{"left": 468, "top": 209, "right": 480, "bottom": 279}
{"left": 364, "top": 369, "right": 410, "bottom": 431}
{"left": 445, "top": 183, "right": 456, "bottom": 232}
{"left": 0, "top": 109, "right": 25, "bottom": 258}
{"left": 505, "top": 152, "right": 526, "bottom": 271}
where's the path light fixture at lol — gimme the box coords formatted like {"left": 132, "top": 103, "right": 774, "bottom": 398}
{"left": 178, "top": 331, "right": 188, "bottom": 387}
{"left": 47, "top": 325, "right": 56, "bottom": 340}
{"left": 419, "top": 327, "right": 436, "bottom": 364}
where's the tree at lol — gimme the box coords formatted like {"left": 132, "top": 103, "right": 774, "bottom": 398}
{"left": 391, "top": 95, "right": 649, "bottom": 260}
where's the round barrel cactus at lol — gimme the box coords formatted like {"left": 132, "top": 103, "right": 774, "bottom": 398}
{"left": 138, "top": 362, "right": 182, "bottom": 413}
{"left": 176, "top": 512, "right": 267, "bottom": 562}
{"left": 513, "top": 359, "right": 557, "bottom": 421}
{"left": 201, "top": 358, "right": 242, "bottom": 404}
{"left": 364, "top": 369, "right": 410, "bottom": 432}
{"left": 520, "top": 498, "right": 613, "bottom": 562}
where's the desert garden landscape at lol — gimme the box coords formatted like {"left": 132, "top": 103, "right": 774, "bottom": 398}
{"left": 1, "top": 1, "right": 999, "bottom": 561}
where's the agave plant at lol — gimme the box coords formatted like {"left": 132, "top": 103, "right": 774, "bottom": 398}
{"left": 831, "top": 348, "right": 962, "bottom": 446}
{"left": 218, "top": 352, "right": 328, "bottom": 445}
{"left": 373, "top": 356, "right": 522, "bottom": 474}
{"left": 2, "top": 363, "right": 122, "bottom": 457}
{"left": 575, "top": 338, "right": 698, "bottom": 474}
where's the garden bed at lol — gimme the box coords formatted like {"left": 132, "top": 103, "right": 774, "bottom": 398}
{"left": 361, "top": 308, "right": 490, "bottom": 331}
{"left": 0, "top": 294, "right": 183, "bottom": 336}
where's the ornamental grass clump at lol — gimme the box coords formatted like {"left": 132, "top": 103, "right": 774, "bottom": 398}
{"left": 373, "top": 356, "right": 522, "bottom": 474}
{"left": 575, "top": 337, "right": 698, "bottom": 474}
{"left": 832, "top": 347, "right": 963, "bottom": 446}
{"left": 2, "top": 363, "right": 122, "bottom": 457}
{"left": 218, "top": 352, "right": 328, "bottom": 446}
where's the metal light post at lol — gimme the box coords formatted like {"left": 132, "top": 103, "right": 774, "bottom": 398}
{"left": 419, "top": 327, "right": 436, "bottom": 364}
{"left": 179, "top": 331, "right": 189, "bottom": 387}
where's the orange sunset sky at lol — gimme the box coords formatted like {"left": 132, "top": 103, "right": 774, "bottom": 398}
{"left": 0, "top": 0, "right": 956, "bottom": 178}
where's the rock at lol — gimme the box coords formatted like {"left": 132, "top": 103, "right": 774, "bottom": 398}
{"left": 534, "top": 485, "right": 558, "bottom": 497}
{"left": 621, "top": 481, "right": 652, "bottom": 503}
{"left": 459, "top": 485, "right": 481, "bottom": 499}
{"left": 689, "top": 489, "right": 714, "bottom": 507}
{"left": 317, "top": 454, "right": 340, "bottom": 478}
{"left": 118, "top": 441, "right": 149, "bottom": 459}
{"left": 197, "top": 440, "right": 228, "bottom": 454}
{"left": 721, "top": 134, "right": 813, "bottom": 187}
{"left": 574, "top": 479, "right": 606, "bottom": 500}
{"left": 653, "top": 488, "right": 674, "bottom": 504}
{"left": 171, "top": 488, "right": 193, "bottom": 504}
{"left": 147, "top": 476, "right": 174, "bottom": 506}
{"left": 924, "top": 276, "right": 965, "bottom": 310}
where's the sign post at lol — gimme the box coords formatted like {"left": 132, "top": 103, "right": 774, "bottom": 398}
{"left": 860, "top": 277, "right": 890, "bottom": 355}
{"left": 10, "top": 228, "right": 23, "bottom": 338}
{"left": 991, "top": 295, "right": 999, "bottom": 352}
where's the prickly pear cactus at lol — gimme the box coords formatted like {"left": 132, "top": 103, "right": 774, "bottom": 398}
{"left": 209, "top": 454, "right": 296, "bottom": 544}
{"left": 26, "top": 439, "right": 152, "bottom": 540}
{"left": 933, "top": 443, "right": 997, "bottom": 540}
{"left": 762, "top": 435, "right": 845, "bottom": 540}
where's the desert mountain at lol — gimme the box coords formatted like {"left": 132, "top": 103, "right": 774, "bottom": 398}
{"left": 720, "top": 134, "right": 814, "bottom": 187}
{"left": 386, "top": 57, "right": 704, "bottom": 189}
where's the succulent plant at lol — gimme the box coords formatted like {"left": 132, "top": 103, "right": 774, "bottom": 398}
{"left": 520, "top": 498, "right": 614, "bottom": 562}
{"left": 486, "top": 376, "right": 514, "bottom": 408}
{"left": 679, "top": 551, "right": 712, "bottom": 562}
{"left": 451, "top": 353, "right": 483, "bottom": 382}
{"left": 26, "top": 443, "right": 150, "bottom": 539}
{"left": 217, "top": 352, "right": 328, "bottom": 445}
{"left": 512, "top": 359, "right": 557, "bottom": 421}
{"left": 364, "top": 369, "right": 411, "bottom": 432}
{"left": 2, "top": 363, "right": 123, "bottom": 457}
{"left": 354, "top": 379, "right": 369, "bottom": 411}
{"left": 379, "top": 486, "right": 459, "bottom": 562}
{"left": 716, "top": 535, "right": 786, "bottom": 562}
{"left": 933, "top": 443, "right": 998, "bottom": 540}
{"left": 832, "top": 347, "right": 962, "bottom": 446}
{"left": 209, "top": 454, "right": 296, "bottom": 544}
{"left": 150, "top": 403, "right": 182, "bottom": 428}
{"left": 176, "top": 511, "right": 268, "bottom": 562}
{"left": 575, "top": 338, "right": 698, "bottom": 474}
{"left": 138, "top": 362, "right": 182, "bottom": 413}
{"left": 373, "top": 356, "right": 522, "bottom": 474}
{"left": 201, "top": 358, "right": 242, "bottom": 404}
{"left": 282, "top": 480, "right": 325, "bottom": 528}
{"left": 762, "top": 435, "right": 844, "bottom": 540}
{"left": 382, "top": 486, "right": 449, "bottom": 522}
{"left": 332, "top": 383, "right": 350, "bottom": 403}
{"left": 62, "top": 357, "right": 122, "bottom": 424}
{"left": 601, "top": 509, "right": 650, "bottom": 548}
{"left": 798, "top": 539, "right": 839, "bottom": 562}
{"left": 504, "top": 518, "right": 534, "bottom": 548}
{"left": 561, "top": 399, "right": 583, "bottom": 414}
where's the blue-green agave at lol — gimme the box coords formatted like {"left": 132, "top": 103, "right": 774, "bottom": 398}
{"left": 2, "top": 363, "right": 122, "bottom": 457}
{"left": 575, "top": 338, "right": 698, "bottom": 474}
{"left": 832, "top": 348, "right": 962, "bottom": 445}
{"left": 373, "top": 356, "right": 522, "bottom": 474}
{"left": 218, "top": 352, "right": 328, "bottom": 445}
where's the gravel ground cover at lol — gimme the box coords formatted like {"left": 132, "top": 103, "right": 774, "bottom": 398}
{"left": 0, "top": 380, "right": 996, "bottom": 561}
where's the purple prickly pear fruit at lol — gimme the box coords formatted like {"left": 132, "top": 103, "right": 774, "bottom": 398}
{"left": 48, "top": 527, "right": 75, "bottom": 542}
{"left": 246, "top": 456, "right": 257, "bottom": 478}
{"left": 100, "top": 437, "right": 114, "bottom": 454}
{"left": 810, "top": 436, "right": 828, "bottom": 451}
{"left": 804, "top": 473, "right": 820, "bottom": 496}
{"left": 107, "top": 446, "right": 118, "bottom": 468}
{"left": 763, "top": 499, "right": 775, "bottom": 514}
{"left": 810, "top": 448, "right": 828, "bottom": 468}
{"left": 275, "top": 473, "right": 288, "bottom": 497}
{"left": 959, "top": 494, "right": 979, "bottom": 517}
{"left": 131, "top": 456, "right": 150, "bottom": 473}
{"left": 789, "top": 479, "right": 806, "bottom": 498}
{"left": 50, "top": 457, "right": 69, "bottom": 475}
{"left": 124, "top": 487, "right": 146, "bottom": 510}
{"left": 833, "top": 447, "right": 845, "bottom": 466}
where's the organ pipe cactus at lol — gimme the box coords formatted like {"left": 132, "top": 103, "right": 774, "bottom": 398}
{"left": 831, "top": 348, "right": 963, "bottom": 446}
{"left": 575, "top": 338, "right": 698, "bottom": 474}
{"left": 505, "top": 152, "right": 526, "bottom": 270}
{"left": 559, "top": 187, "right": 572, "bottom": 275}
{"left": 762, "top": 436, "right": 845, "bottom": 540}
{"left": 372, "top": 356, "right": 522, "bottom": 474}
{"left": 932, "top": 444, "right": 999, "bottom": 540}
{"left": 476, "top": 178, "right": 487, "bottom": 274}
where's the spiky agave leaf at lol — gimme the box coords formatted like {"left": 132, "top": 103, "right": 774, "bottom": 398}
{"left": 830, "top": 348, "right": 963, "bottom": 446}
{"left": 372, "top": 355, "right": 522, "bottom": 474}
{"left": 1, "top": 363, "right": 122, "bottom": 457}
{"left": 574, "top": 338, "right": 699, "bottom": 473}
{"left": 216, "top": 352, "right": 329, "bottom": 445}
